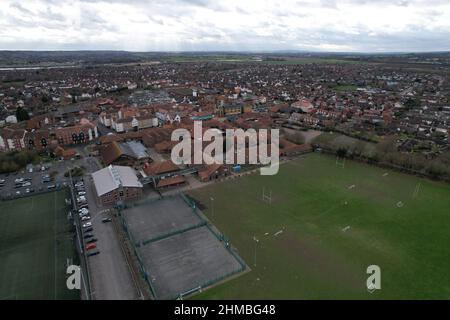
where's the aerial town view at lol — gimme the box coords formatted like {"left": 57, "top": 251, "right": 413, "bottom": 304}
{"left": 0, "top": 0, "right": 449, "bottom": 315}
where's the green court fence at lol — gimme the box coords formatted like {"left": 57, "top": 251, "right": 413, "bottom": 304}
{"left": 141, "top": 221, "right": 207, "bottom": 247}
{"left": 116, "top": 207, "right": 157, "bottom": 298}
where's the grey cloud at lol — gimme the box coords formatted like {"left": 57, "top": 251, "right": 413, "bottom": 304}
{"left": 1, "top": 0, "right": 450, "bottom": 52}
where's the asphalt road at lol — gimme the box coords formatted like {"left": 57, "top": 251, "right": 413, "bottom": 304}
{"left": 81, "top": 174, "right": 139, "bottom": 300}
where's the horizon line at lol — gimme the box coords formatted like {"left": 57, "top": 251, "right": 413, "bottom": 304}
{"left": 1, "top": 49, "right": 450, "bottom": 55}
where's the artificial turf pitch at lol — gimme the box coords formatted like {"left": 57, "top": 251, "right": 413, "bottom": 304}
{"left": 188, "top": 153, "right": 450, "bottom": 299}
{"left": 0, "top": 191, "right": 79, "bottom": 300}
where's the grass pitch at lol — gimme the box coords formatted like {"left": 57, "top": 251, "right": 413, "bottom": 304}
{"left": 188, "top": 153, "right": 450, "bottom": 299}
{"left": 0, "top": 191, "right": 79, "bottom": 300}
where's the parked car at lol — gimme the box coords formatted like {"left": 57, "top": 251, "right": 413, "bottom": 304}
{"left": 15, "top": 178, "right": 24, "bottom": 183}
{"left": 102, "top": 218, "right": 112, "bottom": 223}
{"left": 86, "top": 238, "right": 97, "bottom": 244}
{"left": 79, "top": 208, "right": 89, "bottom": 214}
{"left": 79, "top": 204, "right": 89, "bottom": 209}
{"left": 47, "top": 184, "right": 56, "bottom": 189}
{"left": 82, "top": 222, "right": 92, "bottom": 228}
{"left": 84, "top": 227, "right": 93, "bottom": 232}
{"left": 85, "top": 243, "right": 96, "bottom": 250}
{"left": 81, "top": 216, "right": 91, "bottom": 221}
{"left": 22, "top": 182, "right": 31, "bottom": 187}
{"left": 83, "top": 233, "right": 94, "bottom": 239}
{"left": 78, "top": 191, "right": 86, "bottom": 196}
{"left": 87, "top": 250, "right": 100, "bottom": 257}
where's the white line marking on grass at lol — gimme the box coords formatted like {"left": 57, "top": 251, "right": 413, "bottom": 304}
{"left": 274, "top": 230, "right": 283, "bottom": 237}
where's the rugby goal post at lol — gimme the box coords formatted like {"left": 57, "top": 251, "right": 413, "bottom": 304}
{"left": 262, "top": 187, "right": 272, "bottom": 205}
{"left": 335, "top": 156, "right": 346, "bottom": 168}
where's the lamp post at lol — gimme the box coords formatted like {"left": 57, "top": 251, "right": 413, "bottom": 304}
{"left": 210, "top": 197, "right": 214, "bottom": 219}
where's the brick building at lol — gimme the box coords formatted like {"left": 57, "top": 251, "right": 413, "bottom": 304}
{"left": 92, "top": 165, "right": 143, "bottom": 205}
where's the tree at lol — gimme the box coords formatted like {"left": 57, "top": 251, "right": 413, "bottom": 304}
{"left": 336, "top": 147, "right": 347, "bottom": 158}
{"left": 41, "top": 94, "right": 49, "bottom": 104}
{"left": 15, "top": 106, "right": 30, "bottom": 121}
{"left": 404, "top": 98, "right": 420, "bottom": 110}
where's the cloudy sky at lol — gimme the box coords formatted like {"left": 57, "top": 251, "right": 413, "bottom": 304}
{"left": 1, "top": 0, "right": 449, "bottom": 52}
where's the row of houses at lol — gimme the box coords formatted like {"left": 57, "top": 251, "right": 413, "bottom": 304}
{"left": 0, "top": 118, "right": 98, "bottom": 152}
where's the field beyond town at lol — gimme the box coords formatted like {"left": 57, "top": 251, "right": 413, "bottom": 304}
{"left": 0, "top": 191, "right": 79, "bottom": 300}
{"left": 188, "top": 153, "right": 450, "bottom": 299}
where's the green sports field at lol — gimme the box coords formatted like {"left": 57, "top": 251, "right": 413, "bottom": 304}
{"left": 0, "top": 191, "right": 79, "bottom": 300}
{"left": 188, "top": 153, "right": 450, "bottom": 299}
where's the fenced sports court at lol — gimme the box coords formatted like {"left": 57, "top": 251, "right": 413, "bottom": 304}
{"left": 117, "top": 194, "right": 246, "bottom": 300}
